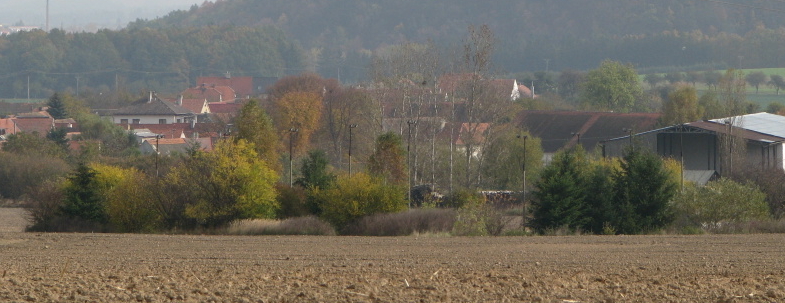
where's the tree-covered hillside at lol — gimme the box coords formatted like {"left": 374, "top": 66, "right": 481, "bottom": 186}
{"left": 0, "top": 25, "right": 303, "bottom": 99}
{"left": 131, "top": 0, "right": 785, "bottom": 78}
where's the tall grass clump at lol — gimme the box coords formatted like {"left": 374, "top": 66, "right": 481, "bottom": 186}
{"left": 225, "top": 216, "right": 336, "bottom": 235}
{"left": 344, "top": 208, "right": 457, "bottom": 236}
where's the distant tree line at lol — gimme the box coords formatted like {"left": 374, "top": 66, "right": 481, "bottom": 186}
{"left": 133, "top": 0, "right": 785, "bottom": 81}
{"left": 0, "top": 25, "right": 304, "bottom": 99}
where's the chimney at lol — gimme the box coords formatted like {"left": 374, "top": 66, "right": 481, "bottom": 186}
{"left": 224, "top": 71, "right": 231, "bottom": 79}
{"left": 148, "top": 91, "right": 154, "bottom": 103}
{"left": 177, "top": 95, "right": 183, "bottom": 106}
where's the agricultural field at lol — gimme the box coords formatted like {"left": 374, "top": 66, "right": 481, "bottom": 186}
{"left": 1, "top": 208, "right": 785, "bottom": 302}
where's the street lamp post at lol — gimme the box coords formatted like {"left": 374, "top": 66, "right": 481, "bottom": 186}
{"left": 289, "top": 128, "right": 299, "bottom": 186}
{"left": 407, "top": 120, "right": 417, "bottom": 208}
{"left": 348, "top": 124, "right": 357, "bottom": 175}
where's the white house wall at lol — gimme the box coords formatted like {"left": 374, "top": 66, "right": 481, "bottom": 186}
{"left": 113, "top": 115, "right": 185, "bottom": 124}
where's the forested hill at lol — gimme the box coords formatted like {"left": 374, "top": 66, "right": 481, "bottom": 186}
{"left": 131, "top": 0, "right": 785, "bottom": 76}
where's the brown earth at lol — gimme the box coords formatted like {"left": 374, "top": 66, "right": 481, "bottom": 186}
{"left": 1, "top": 208, "right": 785, "bottom": 302}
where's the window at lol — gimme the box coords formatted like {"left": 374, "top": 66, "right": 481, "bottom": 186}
{"left": 176, "top": 119, "right": 182, "bottom": 123}
{"left": 159, "top": 119, "right": 167, "bottom": 124}
{"left": 120, "top": 119, "right": 128, "bottom": 124}
{"left": 132, "top": 119, "right": 140, "bottom": 124}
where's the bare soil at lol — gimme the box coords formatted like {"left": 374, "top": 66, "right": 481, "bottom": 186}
{"left": 2, "top": 208, "right": 785, "bottom": 302}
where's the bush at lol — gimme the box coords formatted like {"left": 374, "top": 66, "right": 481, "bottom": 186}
{"left": 344, "top": 208, "right": 457, "bottom": 236}
{"left": 166, "top": 140, "right": 279, "bottom": 228}
{"left": 275, "top": 184, "right": 310, "bottom": 219}
{"left": 24, "top": 180, "right": 66, "bottom": 232}
{"left": 671, "top": 178, "right": 769, "bottom": 229}
{"left": 105, "top": 170, "right": 162, "bottom": 233}
{"left": 312, "top": 172, "right": 407, "bottom": 232}
{"left": 224, "top": 216, "right": 335, "bottom": 235}
{"left": 451, "top": 200, "right": 516, "bottom": 236}
{"left": 0, "top": 151, "right": 70, "bottom": 200}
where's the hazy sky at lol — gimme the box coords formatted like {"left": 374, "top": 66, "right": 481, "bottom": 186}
{"left": 0, "top": 0, "right": 204, "bottom": 30}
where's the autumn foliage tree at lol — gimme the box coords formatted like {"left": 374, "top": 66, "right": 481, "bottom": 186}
{"left": 235, "top": 100, "right": 282, "bottom": 173}
{"left": 273, "top": 91, "right": 324, "bottom": 155}
{"left": 368, "top": 132, "right": 407, "bottom": 185}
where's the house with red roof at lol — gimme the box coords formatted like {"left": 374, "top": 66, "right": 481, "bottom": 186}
{"left": 437, "top": 73, "right": 531, "bottom": 101}
{"left": 196, "top": 74, "right": 278, "bottom": 98}
{"left": 139, "top": 137, "right": 214, "bottom": 156}
{"left": 0, "top": 113, "right": 54, "bottom": 136}
{"left": 182, "top": 84, "right": 236, "bottom": 103}
{"left": 207, "top": 101, "right": 246, "bottom": 123}
{"left": 167, "top": 96, "right": 210, "bottom": 114}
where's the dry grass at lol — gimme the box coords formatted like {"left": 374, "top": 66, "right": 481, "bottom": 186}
{"left": 224, "top": 216, "right": 336, "bottom": 236}
{"left": 345, "top": 208, "right": 457, "bottom": 236}
{"left": 703, "top": 220, "right": 785, "bottom": 234}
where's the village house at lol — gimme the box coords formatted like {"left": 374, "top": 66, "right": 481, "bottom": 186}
{"left": 112, "top": 92, "right": 196, "bottom": 125}
{"left": 139, "top": 137, "right": 214, "bottom": 155}
{"left": 196, "top": 73, "right": 278, "bottom": 98}
{"left": 181, "top": 84, "right": 236, "bottom": 103}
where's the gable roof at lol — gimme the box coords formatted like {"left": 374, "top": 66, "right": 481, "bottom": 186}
{"left": 197, "top": 76, "right": 254, "bottom": 98}
{"left": 182, "top": 84, "right": 236, "bottom": 103}
{"left": 167, "top": 97, "right": 210, "bottom": 114}
{"left": 124, "top": 123, "right": 222, "bottom": 139}
{"left": 115, "top": 93, "right": 194, "bottom": 116}
{"left": 11, "top": 116, "right": 54, "bottom": 135}
{"left": 208, "top": 101, "right": 244, "bottom": 114}
{"left": 436, "top": 122, "right": 492, "bottom": 145}
{"left": 515, "top": 110, "right": 662, "bottom": 153}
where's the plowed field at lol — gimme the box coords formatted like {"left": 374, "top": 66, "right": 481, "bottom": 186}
{"left": 1, "top": 208, "right": 785, "bottom": 302}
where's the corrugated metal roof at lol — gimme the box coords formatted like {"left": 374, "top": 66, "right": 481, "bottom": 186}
{"left": 710, "top": 112, "right": 785, "bottom": 139}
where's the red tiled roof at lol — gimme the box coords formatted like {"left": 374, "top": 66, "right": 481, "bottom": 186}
{"left": 0, "top": 118, "right": 15, "bottom": 135}
{"left": 208, "top": 102, "right": 243, "bottom": 114}
{"left": 124, "top": 123, "right": 223, "bottom": 139}
{"left": 436, "top": 122, "right": 492, "bottom": 145}
{"left": 11, "top": 116, "right": 54, "bottom": 135}
{"left": 197, "top": 76, "right": 254, "bottom": 98}
{"left": 182, "top": 84, "right": 236, "bottom": 103}
{"left": 437, "top": 73, "right": 479, "bottom": 94}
